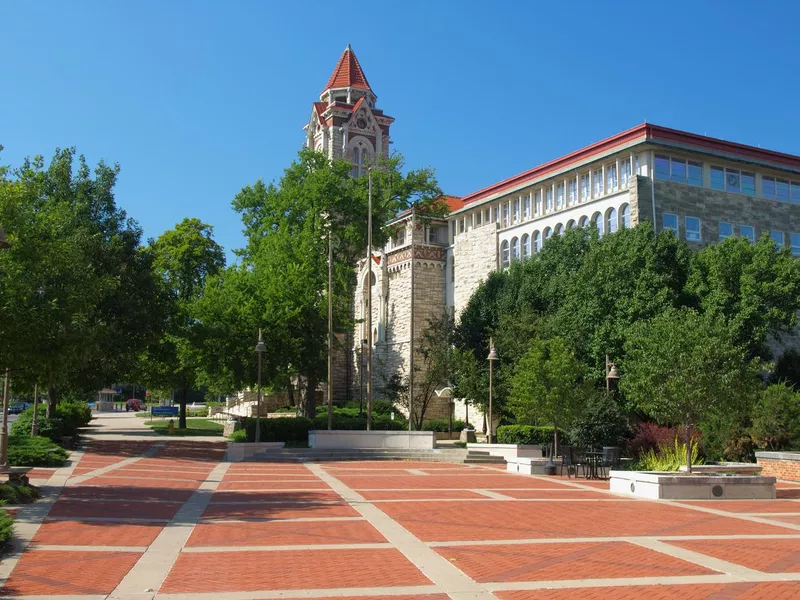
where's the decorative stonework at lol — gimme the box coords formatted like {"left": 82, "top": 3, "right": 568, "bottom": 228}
{"left": 387, "top": 245, "right": 446, "bottom": 267}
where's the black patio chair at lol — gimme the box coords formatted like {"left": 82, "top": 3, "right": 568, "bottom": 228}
{"left": 571, "top": 447, "right": 587, "bottom": 478}
{"left": 599, "top": 446, "right": 621, "bottom": 478}
{"left": 559, "top": 445, "right": 578, "bottom": 478}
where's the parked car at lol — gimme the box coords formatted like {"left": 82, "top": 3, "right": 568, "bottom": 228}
{"left": 125, "top": 398, "right": 142, "bottom": 412}
{"left": 8, "top": 402, "right": 31, "bottom": 414}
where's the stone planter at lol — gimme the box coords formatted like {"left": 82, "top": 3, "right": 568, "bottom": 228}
{"left": 308, "top": 430, "right": 436, "bottom": 450}
{"left": 506, "top": 457, "right": 552, "bottom": 475}
{"left": 756, "top": 451, "right": 800, "bottom": 481}
{"left": 225, "top": 442, "right": 285, "bottom": 462}
{"left": 610, "top": 470, "right": 776, "bottom": 500}
{"left": 467, "top": 443, "right": 543, "bottom": 461}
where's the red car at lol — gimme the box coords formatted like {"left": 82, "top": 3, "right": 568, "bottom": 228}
{"left": 125, "top": 398, "right": 142, "bottom": 412}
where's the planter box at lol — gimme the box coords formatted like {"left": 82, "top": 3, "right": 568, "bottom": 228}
{"left": 610, "top": 470, "right": 776, "bottom": 500}
{"left": 756, "top": 452, "right": 800, "bottom": 482}
{"left": 468, "top": 443, "right": 543, "bottom": 461}
{"left": 506, "top": 457, "right": 552, "bottom": 475}
{"left": 678, "top": 463, "right": 761, "bottom": 475}
{"left": 226, "top": 442, "right": 285, "bottom": 462}
{"left": 308, "top": 430, "right": 435, "bottom": 450}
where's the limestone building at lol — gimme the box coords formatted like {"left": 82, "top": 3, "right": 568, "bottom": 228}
{"left": 309, "top": 46, "right": 800, "bottom": 428}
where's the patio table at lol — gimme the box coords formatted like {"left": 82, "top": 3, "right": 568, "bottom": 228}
{"left": 584, "top": 451, "right": 604, "bottom": 480}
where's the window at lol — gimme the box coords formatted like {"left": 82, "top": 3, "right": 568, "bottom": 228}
{"left": 738, "top": 225, "right": 755, "bottom": 243}
{"left": 459, "top": 219, "right": 465, "bottom": 234}
{"left": 396, "top": 227, "right": 407, "bottom": 245}
{"left": 792, "top": 182, "right": 800, "bottom": 204}
{"left": 685, "top": 216, "right": 701, "bottom": 242}
{"left": 593, "top": 213, "right": 603, "bottom": 236}
{"left": 763, "top": 177, "right": 776, "bottom": 199}
{"left": 621, "top": 158, "right": 632, "bottom": 186}
{"left": 511, "top": 237, "right": 519, "bottom": 261}
{"left": 476, "top": 211, "right": 482, "bottom": 227}
{"left": 719, "top": 222, "right": 733, "bottom": 240}
{"left": 502, "top": 203, "right": 509, "bottom": 227}
{"left": 485, "top": 209, "right": 490, "bottom": 224}
{"left": 671, "top": 158, "right": 687, "bottom": 183}
{"left": 580, "top": 174, "right": 590, "bottom": 201}
{"left": 688, "top": 161, "right": 703, "bottom": 186}
{"left": 771, "top": 230, "right": 784, "bottom": 247}
{"left": 513, "top": 198, "right": 520, "bottom": 223}
{"left": 777, "top": 179, "right": 790, "bottom": 202}
{"left": 607, "top": 208, "right": 618, "bottom": 234}
{"left": 533, "top": 231, "right": 541, "bottom": 252}
{"left": 568, "top": 179, "right": 577, "bottom": 204}
{"left": 662, "top": 213, "right": 678, "bottom": 234}
{"left": 522, "top": 234, "right": 530, "bottom": 260}
{"left": 607, "top": 164, "right": 618, "bottom": 191}
{"left": 621, "top": 204, "right": 631, "bottom": 228}
{"left": 523, "top": 194, "right": 531, "bottom": 219}
{"left": 593, "top": 170, "right": 604, "bottom": 196}
{"left": 711, "top": 166, "right": 725, "bottom": 190}
{"left": 554, "top": 223, "right": 563, "bottom": 236}
{"left": 546, "top": 187, "right": 554, "bottom": 212}
{"left": 556, "top": 183, "right": 565, "bottom": 209}
{"left": 742, "top": 172, "right": 755, "bottom": 195}
{"left": 535, "top": 191, "right": 542, "bottom": 215}
{"left": 500, "top": 241, "right": 509, "bottom": 268}
{"left": 544, "top": 226, "right": 552, "bottom": 240}
{"left": 578, "top": 216, "right": 589, "bottom": 228}
{"left": 655, "top": 155, "right": 670, "bottom": 180}
{"left": 792, "top": 233, "right": 800, "bottom": 257}
{"left": 725, "top": 169, "right": 741, "bottom": 193}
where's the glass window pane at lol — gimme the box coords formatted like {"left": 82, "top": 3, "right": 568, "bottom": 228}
{"left": 685, "top": 216, "right": 701, "bottom": 241}
{"left": 777, "top": 179, "right": 790, "bottom": 201}
{"left": 719, "top": 222, "right": 733, "bottom": 240}
{"left": 655, "top": 155, "right": 670, "bottom": 180}
{"left": 621, "top": 204, "right": 631, "bottom": 228}
{"left": 763, "top": 177, "right": 776, "bottom": 198}
{"left": 594, "top": 213, "right": 604, "bottom": 236}
{"left": 671, "top": 159, "right": 687, "bottom": 182}
{"left": 663, "top": 213, "right": 678, "bottom": 233}
{"left": 711, "top": 166, "right": 725, "bottom": 190}
{"left": 688, "top": 161, "right": 703, "bottom": 186}
{"left": 771, "top": 230, "right": 784, "bottom": 246}
{"left": 792, "top": 233, "right": 800, "bottom": 257}
{"left": 726, "top": 169, "right": 740, "bottom": 192}
{"left": 739, "top": 225, "right": 755, "bottom": 243}
{"left": 501, "top": 241, "right": 509, "bottom": 267}
{"left": 792, "top": 182, "right": 800, "bottom": 204}
{"left": 742, "top": 172, "right": 755, "bottom": 195}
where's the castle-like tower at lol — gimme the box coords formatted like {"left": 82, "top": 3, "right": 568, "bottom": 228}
{"left": 305, "top": 45, "right": 394, "bottom": 171}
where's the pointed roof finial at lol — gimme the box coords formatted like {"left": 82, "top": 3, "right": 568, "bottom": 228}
{"left": 345, "top": 43, "right": 352, "bottom": 52}
{"left": 322, "top": 45, "right": 372, "bottom": 93}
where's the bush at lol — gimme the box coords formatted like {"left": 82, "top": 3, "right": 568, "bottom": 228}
{"left": 627, "top": 423, "right": 700, "bottom": 458}
{"left": 0, "top": 511, "right": 12, "bottom": 547}
{"left": 569, "top": 392, "right": 630, "bottom": 449}
{"left": 56, "top": 400, "right": 92, "bottom": 431}
{"left": 496, "top": 425, "right": 568, "bottom": 446}
{"left": 7, "top": 435, "right": 68, "bottom": 467}
{"left": 420, "top": 419, "right": 469, "bottom": 432}
{"left": 751, "top": 383, "right": 800, "bottom": 451}
{"left": 241, "top": 413, "right": 407, "bottom": 442}
{"left": 10, "top": 411, "right": 67, "bottom": 443}
{"left": 0, "top": 483, "right": 39, "bottom": 504}
{"left": 634, "top": 438, "right": 704, "bottom": 471}
{"left": 228, "top": 429, "right": 247, "bottom": 443}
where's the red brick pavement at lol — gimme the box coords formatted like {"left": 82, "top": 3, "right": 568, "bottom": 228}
{"left": 76, "top": 475, "right": 200, "bottom": 489}
{"left": 32, "top": 520, "right": 164, "bottom": 546}
{"left": 436, "top": 541, "right": 714, "bottom": 582}
{"left": 496, "top": 581, "right": 800, "bottom": 599}
{"left": 1, "top": 550, "right": 141, "bottom": 595}
{"left": 48, "top": 499, "right": 182, "bottom": 520}
{"left": 26, "top": 468, "right": 57, "bottom": 479}
{"left": 201, "top": 502, "right": 358, "bottom": 520}
{"left": 768, "top": 515, "right": 800, "bottom": 525}
{"left": 217, "top": 479, "right": 330, "bottom": 490}
{"left": 60, "top": 485, "right": 194, "bottom": 502}
{"left": 669, "top": 538, "right": 800, "bottom": 572}
{"left": 492, "top": 489, "right": 614, "bottom": 499}
{"left": 187, "top": 519, "right": 386, "bottom": 547}
{"left": 336, "top": 474, "right": 573, "bottom": 490}
{"left": 160, "top": 548, "right": 431, "bottom": 593}
{"left": 210, "top": 489, "right": 343, "bottom": 503}
{"left": 681, "top": 500, "right": 800, "bottom": 513}
{"left": 376, "top": 500, "right": 796, "bottom": 541}
{"left": 359, "top": 489, "right": 487, "bottom": 500}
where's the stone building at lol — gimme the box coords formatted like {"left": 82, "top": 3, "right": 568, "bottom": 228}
{"left": 308, "top": 47, "right": 800, "bottom": 429}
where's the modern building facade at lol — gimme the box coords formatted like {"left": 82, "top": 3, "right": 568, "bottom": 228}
{"left": 310, "top": 46, "right": 800, "bottom": 425}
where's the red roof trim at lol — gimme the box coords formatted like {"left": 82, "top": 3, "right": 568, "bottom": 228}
{"left": 322, "top": 45, "right": 372, "bottom": 94}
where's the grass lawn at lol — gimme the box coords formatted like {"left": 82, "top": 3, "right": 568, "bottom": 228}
{"left": 145, "top": 418, "right": 224, "bottom": 436}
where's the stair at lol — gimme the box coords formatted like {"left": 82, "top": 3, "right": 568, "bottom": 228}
{"left": 463, "top": 449, "right": 506, "bottom": 465}
{"left": 241, "top": 447, "right": 470, "bottom": 464}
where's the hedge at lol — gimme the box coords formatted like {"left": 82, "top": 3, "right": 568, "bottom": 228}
{"left": 0, "top": 511, "right": 12, "bottom": 546}
{"left": 421, "top": 419, "right": 469, "bottom": 432}
{"left": 7, "top": 435, "right": 68, "bottom": 467}
{"left": 11, "top": 400, "right": 92, "bottom": 443}
{"left": 241, "top": 414, "right": 406, "bottom": 443}
{"left": 496, "top": 425, "right": 569, "bottom": 446}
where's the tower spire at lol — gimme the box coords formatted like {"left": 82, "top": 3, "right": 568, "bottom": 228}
{"left": 322, "top": 45, "right": 372, "bottom": 93}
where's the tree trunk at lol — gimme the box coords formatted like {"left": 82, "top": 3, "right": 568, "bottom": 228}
{"left": 287, "top": 383, "right": 295, "bottom": 408}
{"left": 179, "top": 387, "right": 188, "bottom": 429}
{"left": 47, "top": 386, "right": 58, "bottom": 418}
{"left": 300, "top": 376, "right": 317, "bottom": 419}
{"left": 685, "top": 422, "right": 692, "bottom": 474}
{"left": 553, "top": 419, "right": 559, "bottom": 459}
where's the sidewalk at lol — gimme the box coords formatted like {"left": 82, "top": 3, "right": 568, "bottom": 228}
{"left": 83, "top": 411, "right": 225, "bottom": 443}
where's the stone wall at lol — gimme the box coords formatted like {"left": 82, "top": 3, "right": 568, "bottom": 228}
{"left": 628, "top": 175, "right": 653, "bottom": 228}
{"left": 453, "top": 222, "right": 498, "bottom": 316}
{"left": 756, "top": 452, "right": 800, "bottom": 481}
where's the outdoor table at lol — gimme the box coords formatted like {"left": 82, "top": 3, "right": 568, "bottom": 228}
{"left": 584, "top": 451, "right": 604, "bottom": 480}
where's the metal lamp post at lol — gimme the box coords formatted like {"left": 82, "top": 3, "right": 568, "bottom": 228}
{"left": 487, "top": 338, "right": 498, "bottom": 444}
{"left": 605, "top": 354, "right": 620, "bottom": 394}
{"left": 254, "top": 330, "right": 266, "bottom": 443}
{"left": 0, "top": 228, "right": 11, "bottom": 472}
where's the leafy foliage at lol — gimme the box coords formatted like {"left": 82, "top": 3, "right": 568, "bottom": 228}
{"left": 569, "top": 391, "right": 630, "bottom": 449}
{"left": 627, "top": 423, "right": 700, "bottom": 459}
{"left": 0, "top": 511, "right": 12, "bottom": 546}
{"left": 7, "top": 435, "right": 68, "bottom": 466}
{"left": 496, "top": 425, "right": 569, "bottom": 446}
{"left": 634, "top": 438, "right": 704, "bottom": 472}
{"left": 751, "top": 383, "right": 800, "bottom": 451}
{"left": 0, "top": 483, "right": 39, "bottom": 504}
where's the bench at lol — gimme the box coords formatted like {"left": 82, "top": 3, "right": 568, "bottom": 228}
{"left": 0, "top": 466, "right": 33, "bottom": 486}
{"left": 506, "top": 457, "right": 551, "bottom": 475}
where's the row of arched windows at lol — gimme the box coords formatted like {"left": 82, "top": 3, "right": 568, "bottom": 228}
{"left": 500, "top": 204, "right": 631, "bottom": 267}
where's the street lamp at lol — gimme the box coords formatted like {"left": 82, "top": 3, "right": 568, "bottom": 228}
{"left": 0, "top": 230, "right": 11, "bottom": 472}
{"left": 254, "top": 329, "right": 266, "bottom": 443}
{"left": 487, "top": 338, "right": 498, "bottom": 444}
{"left": 605, "top": 354, "right": 620, "bottom": 393}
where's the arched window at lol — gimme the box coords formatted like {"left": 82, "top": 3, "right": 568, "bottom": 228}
{"left": 579, "top": 216, "right": 589, "bottom": 228}
{"left": 521, "top": 234, "right": 530, "bottom": 260}
{"left": 593, "top": 212, "right": 604, "bottom": 236}
{"left": 544, "top": 226, "right": 552, "bottom": 240}
{"left": 500, "top": 240, "right": 510, "bottom": 268}
{"left": 533, "top": 231, "right": 541, "bottom": 252}
{"left": 620, "top": 203, "right": 631, "bottom": 228}
{"left": 566, "top": 219, "right": 576, "bottom": 230}
{"left": 554, "top": 223, "right": 564, "bottom": 236}
{"left": 606, "top": 208, "right": 618, "bottom": 234}
{"left": 511, "top": 237, "right": 520, "bottom": 262}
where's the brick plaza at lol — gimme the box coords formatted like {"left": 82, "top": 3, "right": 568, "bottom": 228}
{"left": 3, "top": 439, "right": 800, "bottom": 599}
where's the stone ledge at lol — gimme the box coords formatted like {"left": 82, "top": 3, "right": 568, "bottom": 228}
{"left": 610, "top": 470, "right": 776, "bottom": 500}
{"left": 308, "top": 430, "right": 436, "bottom": 450}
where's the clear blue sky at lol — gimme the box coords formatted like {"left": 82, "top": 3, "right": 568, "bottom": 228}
{"left": 3, "top": 0, "right": 799, "bottom": 260}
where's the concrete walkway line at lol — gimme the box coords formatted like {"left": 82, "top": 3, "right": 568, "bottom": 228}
{"left": 307, "top": 463, "right": 499, "bottom": 600}
{"left": 667, "top": 500, "right": 800, "bottom": 532}
{"left": 67, "top": 441, "right": 166, "bottom": 485}
{"left": 156, "top": 584, "right": 443, "bottom": 600}
{"left": 427, "top": 533, "right": 800, "bottom": 547}
{"left": 629, "top": 538, "right": 763, "bottom": 579}
{"left": 108, "top": 460, "right": 231, "bottom": 600}
{"left": 181, "top": 542, "right": 394, "bottom": 553}
{"left": 471, "top": 489, "right": 515, "bottom": 500}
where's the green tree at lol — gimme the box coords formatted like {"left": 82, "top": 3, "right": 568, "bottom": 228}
{"left": 508, "top": 337, "right": 584, "bottom": 455}
{"left": 139, "top": 218, "right": 225, "bottom": 428}
{"left": 751, "top": 383, "right": 800, "bottom": 451}
{"left": 620, "top": 308, "right": 760, "bottom": 472}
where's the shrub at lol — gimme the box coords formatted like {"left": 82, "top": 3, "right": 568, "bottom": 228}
{"left": 496, "top": 425, "right": 568, "bottom": 446}
{"left": 0, "top": 483, "right": 39, "bottom": 504}
{"left": 420, "top": 419, "right": 469, "bottom": 432}
{"left": 228, "top": 429, "right": 247, "bottom": 443}
{"left": 7, "top": 435, "right": 68, "bottom": 467}
{"left": 751, "top": 383, "right": 800, "bottom": 451}
{"left": 635, "top": 438, "right": 704, "bottom": 472}
{"left": 242, "top": 413, "right": 407, "bottom": 442}
{"left": 10, "top": 411, "right": 67, "bottom": 443}
{"left": 627, "top": 423, "right": 700, "bottom": 458}
{"left": 56, "top": 400, "right": 92, "bottom": 431}
{"left": 569, "top": 392, "right": 630, "bottom": 449}
{"left": 0, "top": 511, "right": 12, "bottom": 547}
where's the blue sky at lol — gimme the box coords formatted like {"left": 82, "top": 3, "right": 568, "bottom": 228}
{"left": 3, "top": 0, "right": 799, "bottom": 260}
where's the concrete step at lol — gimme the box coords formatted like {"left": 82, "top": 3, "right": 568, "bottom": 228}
{"left": 242, "top": 447, "right": 470, "bottom": 463}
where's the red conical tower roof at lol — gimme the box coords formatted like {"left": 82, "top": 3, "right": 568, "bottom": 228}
{"left": 322, "top": 44, "right": 372, "bottom": 93}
